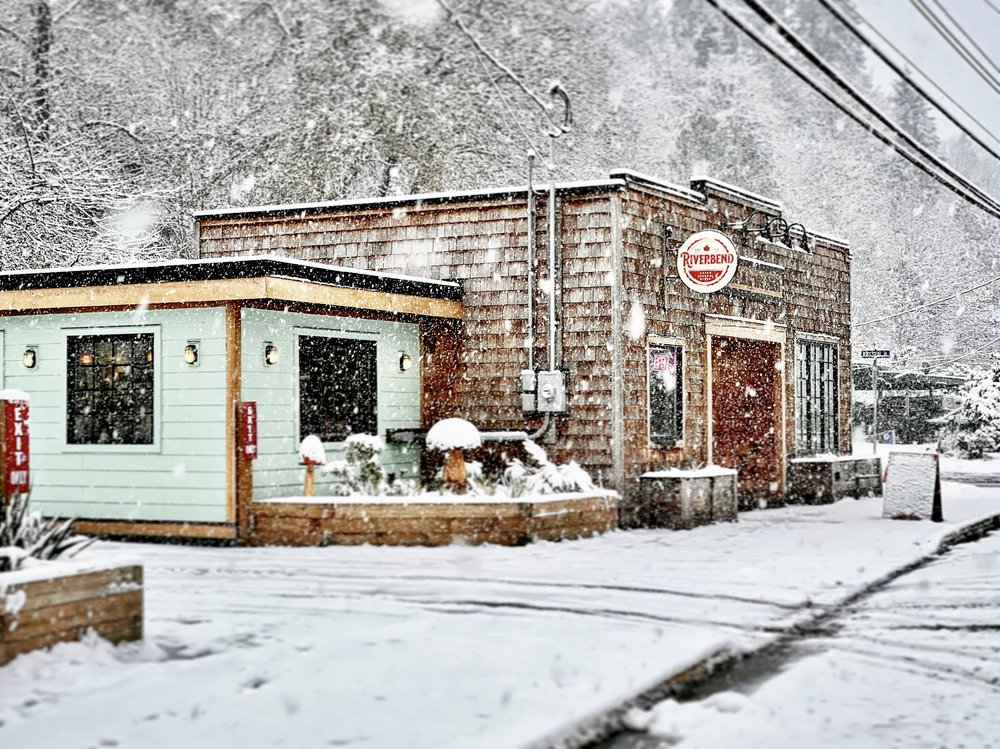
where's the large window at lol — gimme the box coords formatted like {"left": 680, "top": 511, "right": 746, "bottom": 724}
{"left": 299, "top": 335, "right": 378, "bottom": 442}
{"left": 67, "top": 333, "right": 154, "bottom": 445}
{"left": 648, "top": 342, "right": 683, "bottom": 446}
{"left": 796, "top": 340, "right": 838, "bottom": 454}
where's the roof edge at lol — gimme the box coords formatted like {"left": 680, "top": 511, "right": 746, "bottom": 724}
{"left": 194, "top": 179, "right": 626, "bottom": 220}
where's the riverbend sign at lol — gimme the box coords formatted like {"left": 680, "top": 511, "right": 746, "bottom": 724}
{"left": 676, "top": 230, "right": 739, "bottom": 294}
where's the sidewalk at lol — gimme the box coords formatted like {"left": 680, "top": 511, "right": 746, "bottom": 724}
{"left": 2, "top": 483, "right": 999, "bottom": 749}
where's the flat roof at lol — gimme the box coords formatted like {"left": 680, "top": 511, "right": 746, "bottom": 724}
{"left": 0, "top": 255, "right": 463, "bottom": 319}
{"left": 0, "top": 255, "right": 461, "bottom": 301}
{"left": 194, "top": 179, "right": 627, "bottom": 220}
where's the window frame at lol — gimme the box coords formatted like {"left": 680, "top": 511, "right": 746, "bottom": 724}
{"left": 794, "top": 337, "right": 839, "bottom": 455}
{"left": 62, "top": 326, "right": 162, "bottom": 453}
{"left": 294, "top": 328, "right": 380, "bottom": 446}
{"left": 646, "top": 337, "right": 685, "bottom": 448}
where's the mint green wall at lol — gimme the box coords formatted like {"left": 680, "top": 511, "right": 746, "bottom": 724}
{"left": 240, "top": 308, "right": 422, "bottom": 499}
{"left": 0, "top": 309, "right": 229, "bottom": 522}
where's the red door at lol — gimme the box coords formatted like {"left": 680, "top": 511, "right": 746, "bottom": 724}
{"left": 711, "top": 336, "right": 783, "bottom": 508}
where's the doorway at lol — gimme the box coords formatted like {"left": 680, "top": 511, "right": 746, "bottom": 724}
{"left": 711, "top": 335, "right": 783, "bottom": 509}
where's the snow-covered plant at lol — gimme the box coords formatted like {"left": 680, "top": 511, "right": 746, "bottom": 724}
{"left": 938, "top": 361, "right": 1000, "bottom": 459}
{"left": 321, "top": 434, "right": 389, "bottom": 495}
{"left": 0, "top": 494, "right": 93, "bottom": 573}
{"left": 501, "top": 441, "right": 596, "bottom": 498}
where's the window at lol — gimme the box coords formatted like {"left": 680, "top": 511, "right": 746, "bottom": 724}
{"left": 796, "top": 340, "right": 838, "bottom": 454}
{"left": 649, "top": 343, "right": 683, "bottom": 446}
{"left": 67, "top": 333, "right": 154, "bottom": 445}
{"left": 299, "top": 335, "right": 377, "bottom": 442}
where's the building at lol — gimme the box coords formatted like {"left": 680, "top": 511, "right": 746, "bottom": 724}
{"left": 195, "top": 169, "right": 853, "bottom": 521}
{"left": 0, "top": 170, "right": 852, "bottom": 540}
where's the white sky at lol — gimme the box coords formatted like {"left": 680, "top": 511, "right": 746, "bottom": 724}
{"left": 853, "top": 0, "right": 1000, "bottom": 143}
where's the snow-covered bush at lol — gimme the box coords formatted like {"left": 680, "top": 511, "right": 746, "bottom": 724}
{"left": 452, "top": 440, "right": 596, "bottom": 498}
{"left": 938, "top": 361, "right": 1000, "bottom": 459}
{"left": 501, "top": 441, "right": 596, "bottom": 497}
{"left": 0, "top": 494, "right": 93, "bottom": 573}
{"left": 321, "top": 434, "right": 391, "bottom": 496}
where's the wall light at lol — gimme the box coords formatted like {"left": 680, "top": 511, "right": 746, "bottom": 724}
{"left": 184, "top": 341, "right": 200, "bottom": 366}
{"left": 265, "top": 343, "right": 279, "bottom": 366}
{"left": 399, "top": 352, "right": 413, "bottom": 372}
{"left": 22, "top": 347, "right": 37, "bottom": 369}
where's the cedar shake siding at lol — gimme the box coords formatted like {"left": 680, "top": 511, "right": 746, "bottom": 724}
{"left": 196, "top": 171, "right": 852, "bottom": 505}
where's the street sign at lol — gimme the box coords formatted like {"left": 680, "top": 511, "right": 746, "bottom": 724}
{"left": 860, "top": 349, "right": 890, "bottom": 359}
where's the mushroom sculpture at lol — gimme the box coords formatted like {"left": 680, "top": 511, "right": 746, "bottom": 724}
{"left": 299, "top": 435, "right": 326, "bottom": 497}
{"left": 426, "top": 418, "right": 482, "bottom": 495}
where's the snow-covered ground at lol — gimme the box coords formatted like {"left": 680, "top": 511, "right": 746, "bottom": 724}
{"left": 627, "top": 529, "right": 1000, "bottom": 748}
{"left": 2, "top": 484, "right": 999, "bottom": 749}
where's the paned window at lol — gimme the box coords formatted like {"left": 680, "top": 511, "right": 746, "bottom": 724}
{"left": 299, "top": 335, "right": 378, "bottom": 442}
{"left": 649, "top": 343, "right": 683, "bottom": 446}
{"left": 795, "top": 340, "right": 838, "bottom": 454}
{"left": 67, "top": 333, "right": 154, "bottom": 445}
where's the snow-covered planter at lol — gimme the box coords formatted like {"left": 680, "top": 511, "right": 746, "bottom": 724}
{"left": 0, "top": 494, "right": 143, "bottom": 665}
{"left": 788, "top": 455, "right": 882, "bottom": 505}
{"left": 248, "top": 436, "right": 619, "bottom": 547}
{"left": 1, "top": 560, "right": 143, "bottom": 666}
{"left": 636, "top": 466, "right": 738, "bottom": 530}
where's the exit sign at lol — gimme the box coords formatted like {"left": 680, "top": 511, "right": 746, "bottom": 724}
{"left": 861, "top": 349, "right": 891, "bottom": 359}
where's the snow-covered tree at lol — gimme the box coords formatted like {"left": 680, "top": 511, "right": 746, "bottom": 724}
{"left": 939, "top": 359, "right": 1000, "bottom": 458}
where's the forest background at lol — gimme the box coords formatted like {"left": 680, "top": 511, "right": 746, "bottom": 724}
{"left": 2, "top": 0, "right": 999, "bottom": 370}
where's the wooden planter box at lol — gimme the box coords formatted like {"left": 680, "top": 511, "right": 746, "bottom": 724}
{"left": 637, "top": 468, "right": 739, "bottom": 530}
{"left": 1, "top": 563, "right": 143, "bottom": 666}
{"left": 248, "top": 492, "right": 619, "bottom": 546}
{"left": 788, "top": 456, "right": 882, "bottom": 505}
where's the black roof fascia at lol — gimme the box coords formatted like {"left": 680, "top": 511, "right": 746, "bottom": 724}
{"left": 0, "top": 258, "right": 462, "bottom": 301}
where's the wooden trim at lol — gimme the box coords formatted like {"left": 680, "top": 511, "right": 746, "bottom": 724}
{"left": 728, "top": 283, "right": 784, "bottom": 299}
{"left": 610, "top": 193, "right": 626, "bottom": 492}
{"left": 225, "top": 304, "right": 241, "bottom": 529}
{"left": 705, "top": 318, "right": 787, "bottom": 344}
{"left": 72, "top": 519, "right": 236, "bottom": 540}
{"left": 0, "top": 277, "right": 463, "bottom": 320}
{"left": 263, "top": 277, "right": 462, "bottom": 318}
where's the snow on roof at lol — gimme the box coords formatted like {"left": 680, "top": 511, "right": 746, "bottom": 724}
{"left": 0, "top": 389, "right": 30, "bottom": 402}
{"left": 689, "top": 175, "right": 783, "bottom": 211}
{"left": 607, "top": 168, "right": 706, "bottom": 203}
{"left": 194, "top": 179, "right": 628, "bottom": 220}
{"left": 0, "top": 254, "right": 460, "bottom": 290}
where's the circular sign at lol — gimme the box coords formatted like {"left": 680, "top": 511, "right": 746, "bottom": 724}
{"left": 676, "top": 230, "right": 739, "bottom": 293}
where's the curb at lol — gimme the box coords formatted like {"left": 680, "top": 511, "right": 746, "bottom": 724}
{"left": 558, "top": 509, "right": 1000, "bottom": 749}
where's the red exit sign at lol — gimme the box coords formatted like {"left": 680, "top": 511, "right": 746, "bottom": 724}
{"left": 238, "top": 401, "right": 258, "bottom": 461}
{"left": 2, "top": 397, "right": 29, "bottom": 500}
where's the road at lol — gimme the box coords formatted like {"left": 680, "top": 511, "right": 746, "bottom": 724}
{"left": 608, "top": 530, "right": 1000, "bottom": 748}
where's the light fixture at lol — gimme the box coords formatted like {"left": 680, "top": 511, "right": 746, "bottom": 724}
{"left": 184, "top": 341, "right": 200, "bottom": 366}
{"left": 399, "top": 352, "right": 412, "bottom": 372}
{"left": 265, "top": 343, "right": 279, "bottom": 366}
{"left": 79, "top": 352, "right": 95, "bottom": 366}
{"left": 22, "top": 347, "right": 37, "bottom": 369}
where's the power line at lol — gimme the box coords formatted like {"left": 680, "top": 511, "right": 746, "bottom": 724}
{"left": 731, "top": 0, "right": 1000, "bottom": 217}
{"left": 818, "top": 0, "right": 1000, "bottom": 164}
{"left": 909, "top": 0, "right": 1000, "bottom": 96}
{"left": 926, "top": 334, "right": 1000, "bottom": 371}
{"left": 854, "top": 273, "right": 1000, "bottom": 327}
{"left": 982, "top": 0, "right": 1000, "bottom": 17}
{"left": 699, "top": 0, "right": 1000, "bottom": 221}
{"left": 925, "top": 0, "right": 1000, "bottom": 81}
